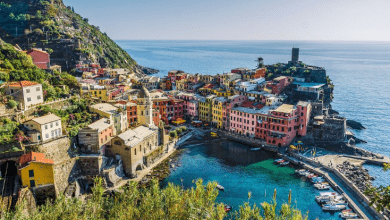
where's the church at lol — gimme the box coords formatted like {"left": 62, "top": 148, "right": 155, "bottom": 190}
{"left": 108, "top": 86, "right": 168, "bottom": 177}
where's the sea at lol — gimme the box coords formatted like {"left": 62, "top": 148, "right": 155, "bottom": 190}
{"left": 117, "top": 40, "right": 390, "bottom": 219}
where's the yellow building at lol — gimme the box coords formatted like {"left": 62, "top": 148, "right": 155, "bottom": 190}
{"left": 213, "top": 88, "right": 233, "bottom": 97}
{"left": 18, "top": 152, "right": 54, "bottom": 188}
{"left": 198, "top": 95, "right": 215, "bottom": 123}
{"left": 79, "top": 84, "right": 109, "bottom": 101}
{"left": 212, "top": 97, "right": 227, "bottom": 128}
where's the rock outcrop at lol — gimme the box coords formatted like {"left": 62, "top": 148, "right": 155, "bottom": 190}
{"left": 347, "top": 120, "right": 366, "bottom": 130}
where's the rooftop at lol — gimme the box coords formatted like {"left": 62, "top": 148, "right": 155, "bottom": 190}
{"left": 297, "top": 101, "right": 310, "bottom": 107}
{"left": 87, "top": 118, "right": 112, "bottom": 132}
{"left": 231, "top": 106, "right": 264, "bottom": 114}
{"left": 293, "top": 82, "right": 325, "bottom": 88}
{"left": 30, "top": 114, "right": 61, "bottom": 125}
{"left": 274, "top": 104, "right": 296, "bottom": 114}
{"left": 19, "top": 152, "right": 53, "bottom": 166}
{"left": 9, "top": 81, "right": 39, "bottom": 88}
{"left": 118, "top": 126, "right": 157, "bottom": 148}
{"left": 90, "top": 103, "right": 118, "bottom": 114}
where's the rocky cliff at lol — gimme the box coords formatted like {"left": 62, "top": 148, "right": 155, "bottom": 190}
{"left": 0, "top": 0, "right": 139, "bottom": 71}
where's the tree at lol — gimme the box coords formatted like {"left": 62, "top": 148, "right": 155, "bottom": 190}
{"left": 170, "top": 130, "right": 177, "bottom": 138}
{"left": 256, "top": 57, "right": 264, "bottom": 68}
{"left": 364, "top": 163, "right": 390, "bottom": 212}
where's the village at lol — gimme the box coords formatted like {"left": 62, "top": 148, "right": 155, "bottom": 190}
{"left": 1, "top": 46, "right": 389, "bottom": 219}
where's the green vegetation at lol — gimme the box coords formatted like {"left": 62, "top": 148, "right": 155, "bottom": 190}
{"left": 0, "top": 118, "right": 20, "bottom": 145}
{"left": 365, "top": 163, "right": 390, "bottom": 212}
{"left": 37, "top": 98, "right": 95, "bottom": 137}
{"left": 2, "top": 178, "right": 308, "bottom": 220}
{"left": 169, "top": 130, "right": 177, "bottom": 138}
{"left": 0, "top": 38, "right": 50, "bottom": 83}
{"left": 7, "top": 99, "right": 18, "bottom": 108}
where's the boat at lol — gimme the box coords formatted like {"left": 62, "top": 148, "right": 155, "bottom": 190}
{"left": 304, "top": 172, "right": 314, "bottom": 177}
{"left": 307, "top": 174, "right": 318, "bottom": 179}
{"left": 322, "top": 203, "right": 347, "bottom": 211}
{"left": 295, "top": 169, "right": 306, "bottom": 174}
{"left": 339, "top": 209, "right": 358, "bottom": 219}
{"left": 314, "top": 184, "right": 331, "bottom": 190}
{"left": 315, "top": 192, "right": 342, "bottom": 203}
{"left": 314, "top": 182, "right": 329, "bottom": 188}
{"left": 224, "top": 205, "right": 232, "bottom": 212}
{"left": 326, "top": 198, "right": 348, "bottom": 206}
{"left": 216, "top": 184, "right": 225, "bottom": 191}
{"left": 250, "top": 147, "right": 262, "bottom": 151}
{"left": 311, "top": 177, "right": 325, "bottom": 183}
{"left": 279, "top": 161, "right": 290, "bottom": 166}
{"left": 274, "top": 159, "right": 284, "bottom": 163}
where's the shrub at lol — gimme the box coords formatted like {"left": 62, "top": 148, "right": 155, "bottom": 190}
{"left": 169, "top": 130, "right": 177, "bottom": 138}
{"left": 7, "top": 100, "right": 18, "bottom": 108}
{"left": 176, "top": 128, "right": 182, "bottom": 135}
{"left": 180, "top": 126, "right": 187, "bottom": 132}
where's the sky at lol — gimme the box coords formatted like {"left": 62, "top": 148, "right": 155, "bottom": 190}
{"left": 63, "top": 0, "right": 390, "bottom": 41}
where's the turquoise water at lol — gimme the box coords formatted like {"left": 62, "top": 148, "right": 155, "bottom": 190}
{"left": 162, "top": 141, "right": 343, "bottom": 220}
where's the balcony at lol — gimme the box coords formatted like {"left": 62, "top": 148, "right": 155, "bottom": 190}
{"left": 269, "top": 131, "right": 286, "bottom": 139}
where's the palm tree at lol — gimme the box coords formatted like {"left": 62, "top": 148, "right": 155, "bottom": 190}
{"left": 256, "top": 57, "right": 264, "bottom": 68}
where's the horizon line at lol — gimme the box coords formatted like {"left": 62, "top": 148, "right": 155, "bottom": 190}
{"left": 113, "top": 39, "right": 390, "bottom": 43}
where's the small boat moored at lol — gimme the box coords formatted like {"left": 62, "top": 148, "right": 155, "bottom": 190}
{"left": 250, "top": 147, "right": 262, "bottom": 151}
{"left": 274, "top": 159, "right": 284, "bottom": 163}
{"left": 224, "top": 205, "right": 232, "bottom": 212}
{"left": 322, "top": 202, "right": 347, "bottom": 211}
{"left": 216, "top": 184, "right": 225, "bottom": 191}
{"left": 279, "top": 161, "right": 290, "bottom": 166}
{"left": 314, "top": 184, "right": 331, "bottom": 190}
{"left": 339, "top": 209, "right": 358, "bottom": 219}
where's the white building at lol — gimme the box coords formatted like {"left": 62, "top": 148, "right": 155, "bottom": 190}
{"left": 235, "top": 78, "right": 265, "bottom": 92}
{"left": 24, "top": 114, "right": 62, "bottom": 143}
{"left": 6, "top": 81, "right": 43, "bottom": 109}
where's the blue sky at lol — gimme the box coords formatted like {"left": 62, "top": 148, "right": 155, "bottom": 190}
{"left": 63, "top": 0, "right": 390, "bottom": 41}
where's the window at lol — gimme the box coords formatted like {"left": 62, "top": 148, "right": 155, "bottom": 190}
{"left": 56, "top": 122, "right": 59, "bottom": 126}
{"left": 27, "top": 97, "right": 31, "bottom": 102}
{"left": 36, "top": 87, "right": 40, "bottom": 91}
{"left": 135, "top": 148, "right": 137, "bottom": 155}
{"left": 30, "top": 180, "right": 36, "bottom": 188}
{"left": 26, "top": 89, "right": 30, "bottom": 93}
{"left": 37, "top": 95, "right": 41, "bottom": 100}
{"left": 29, "top": 170, "right": 34, "bottom": 177}
{"left": 45, "top": 134, "right": 49, "bottom": 138}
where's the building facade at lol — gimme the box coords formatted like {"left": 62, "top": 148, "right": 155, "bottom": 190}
{"left": 24, "top": 114, "right": 62, "bottom": 143}
{"left": 6, "top": 81, "right": 44, "bottom": 109}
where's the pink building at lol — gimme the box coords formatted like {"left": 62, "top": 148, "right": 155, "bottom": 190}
{"left": 255, "top": 101, "right": 311, "bottom": 147}
{"left": 222, "top": 95, "right": 247, "bottom": 130}
{"left": 229, "top": 106, "right": 261, "bottom": 137}
{"left": 266, "top": 76, "right": 291, "bottom": 94}
{"left": 187, "top": 100, "right": 199, "bottom": 119}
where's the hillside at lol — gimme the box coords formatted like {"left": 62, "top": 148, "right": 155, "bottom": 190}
{"left": 0, "top": 0, "right": 138, "bottom": 71}
{"left": 0, "top": 37, "right": 49, "bottom": 82}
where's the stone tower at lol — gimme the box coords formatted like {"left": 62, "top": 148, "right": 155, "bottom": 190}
{"left": 137, "top": 86, "right": 154, "bottom": 127}
{"left": 291, "top": 47, "right": 299, "bottom": 64}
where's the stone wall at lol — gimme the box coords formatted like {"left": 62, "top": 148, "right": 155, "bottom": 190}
{"left": 53, "top": 158, "right": 82, "bottom": 195}
{"left": 78, "top": 156, "right": 103, "bottom": 176}
{"left": 35, "top": 136, "right": 72, "bottom": 164}
{"left": 15, "top": 187, "right": 36, "bottom": 217}
{"left": 313, "top": 116, "right": 346, "bottom": 141}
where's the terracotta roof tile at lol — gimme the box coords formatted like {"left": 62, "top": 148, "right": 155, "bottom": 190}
{"left": 9, "top": 81, "right": 39, "bottom": 87}
{"left": 19, "top": 152, "right": 54, "bottom": 166}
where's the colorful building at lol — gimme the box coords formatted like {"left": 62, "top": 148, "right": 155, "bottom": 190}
{"left": 18, "top": 152, "right": 54, "bottom": 188}
{"left": 198, "top": 95, "right": 215, "bottom": 123}
{"left": 266, "top": 76, "right": 291, "bottom": 94}
{"left": 6, "top": 81, "right": 44, "bottom": 110}
{"left": 255, "top": 102, "right": 311, "bottom": 147}
{"left": 78, "top": 118, "right": 114, "bottom": 154}
{"left": 23, "top": 114, "right": 62, "bottom": 143}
